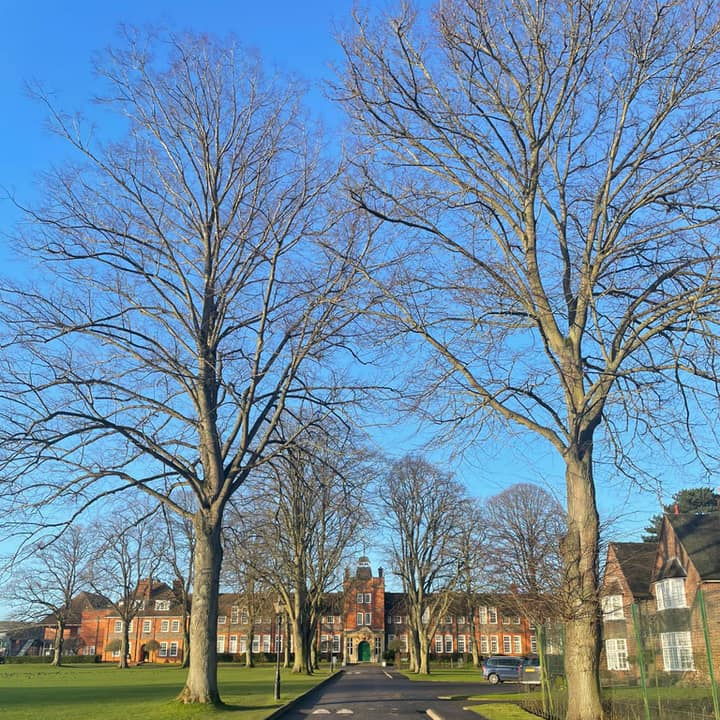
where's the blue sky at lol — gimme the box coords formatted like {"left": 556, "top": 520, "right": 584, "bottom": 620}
{"left": 0, "top": 0, "right": 705, "bottom": 591}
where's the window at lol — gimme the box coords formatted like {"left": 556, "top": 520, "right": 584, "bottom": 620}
{"left": 252, "top": 635, "right": 260, "bottom": 653}
{"left": 530, "top": 635, "right": 537, "bottom": 653}
{"left": 490, "top": 636, "right": 499, "bottom": 653}
{"left": 357, "top": 593, "right": 364, "bottom": 603}
{"left": 114, "top": 620, "right": 122, "bottom": 633}
{"left": 160, "top": 620, "right": 169, "bottom": 632}
{"left": 326, "top": 615, "right": 335, "bottom": 624}
{"left": 230, "top": 606, "right": 239, "bottom": 624}
{"left": 457, "top": 616, "right": 466, "bottom": 625}
{"left": 478, "top": 606, "right": 488, "bottom": 624}
{"left": 171, "top": 620, "right": 180, "bottom": 633}
{"left": 85, "top": 645, "right": 96, "bottom": 655}
{"left": 356, "top": 612, "right": 363, "bottom": 626}
{"left": 155, "top": 599, "right": 171, "bottom": 611}
{"left": 513, "top": 616, "right": 521, "bottom": 625}
{"left": 503, "top": 635, "right": 511, "bottom": 653}
{"left": 169, "top": 641, "right": 179, "bottom": 657}
{"left": 364, "top": 593, "right": 372, "bottom": 603}
{"left": 346, "top": 637, "right": 354, "bottom": 656}
{"left": 365, "top": 612, "right": 372, "bottom": 626}
{"left": 262, "top": 635, "right": 271, "bottom": 653}
{"left": 401, "top": 635, "right": 408, "bottom": 652}
{"left": 112, "top": 647, "right": 121, "bottom": 658}
{"left": 443, "top": 615, "right": 453, "bottom": 624}
{"left": 602, "top": 595, "right": 625, "bottom": 620}
{"left": 375, "top": 637, "right": 382, "bottom": 656}
{"left": 159, "top": 642, "right": 168, "bottom": 657}
{"left": 128, "top": 620, "right": 133, "bottom": 632}
{"left": 435, "top": 636, "right": 443, "bottom": 653}
{"left": 321, "top": 634, "right": 330, "bottom": 649}
{"left": 216, "top": 635, "right": 225, "bottom": 653}
{"left": 240, "top": 609, "right": 249, "bottom": 624}
{"left": 275, "top": 634, "right": 283, "bottom": 652}
{"left": 656, "top": 579, "right": 687, "bottom": 610}
{"left": 218, "top": 615, "right": 227, "bottom": 625}
{"left": 142, "top": 619, "right": 152, "bottom": 634}
{"left": 394, "top": 615, "right": 403, "bottom": 624}
{"left": 333, "top": 635, "right": 341, "bottom": 653}
{"left": 513, "top": 636, "right": 522, "bottom": 654}
{"left": 502, "top": 615, "right": 512, "bottom": 625}
{"left": 661, "top": 632, "right": 694, "bottom": 671}
{"left": 229, "top": 636, "right": 238, "bottom": 653}
{"left": 239, "top": 637, "right": 247, "bottom": 653}
{"left": 458, "top": 635, "right": 466, "bottom": 653}
{"left": 488, "top": 607, "right": 498, "bottom": 624}
{"left": 606, "top": 638, "right": 629, "bottom": 671}
{"left": 445, "top": 635, "right": 453, "bottom": 653}
{"left": 480, "top": 635, "right": 489, "bottom": 654}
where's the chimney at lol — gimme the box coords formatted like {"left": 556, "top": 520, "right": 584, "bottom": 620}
{"left": 674, "top": 503, "right": 680, "bottom": 515}
{"left": 378, "top": 567, "right": 383, "bottom": 579}
{"left": 344, "top": 568, "right": 350, "bottom": 581}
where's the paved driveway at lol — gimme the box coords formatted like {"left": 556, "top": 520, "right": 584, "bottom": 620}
{"left": 276, "top": 665, "right": 523, "bottom": 720}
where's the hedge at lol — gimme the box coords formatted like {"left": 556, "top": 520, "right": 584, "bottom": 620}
{"left": 5, "top": 654, "right": 99, "bottom": 664}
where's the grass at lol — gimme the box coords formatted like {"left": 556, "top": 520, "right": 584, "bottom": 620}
{"left": 0, "top": 662, "right": 332, "bottom": 720}
{"left": 466, "top": 703, "right": 541, "bottom": 720}
{"left": 398, "top": 666, "right": 486, "bottom": 683}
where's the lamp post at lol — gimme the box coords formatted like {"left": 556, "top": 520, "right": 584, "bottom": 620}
{"left": 273, "top": 600, "right": 282, "bottom": 701}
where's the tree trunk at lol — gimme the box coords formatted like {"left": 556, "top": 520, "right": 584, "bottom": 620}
{"left": 245, "top": 620, "right": 255, "bottom": 667}
{"left": 291, "top": 617, "right": 305, "bottom": 673}
{"left": 283, "top": 614, "right": 290, "bottom": 668}
{"left": 181, "top": 601, "right": 190, "bottom": 669}
{"left": 562, "top": 445, "right": 603, "bottom": 720}
{"left": 469, "top": 615, "right": 480, "bottom": 668}
{"left": 51, "top": 618, "right": 64, "bottom": 667}
{"left": 178, "top": 516, "right": 223, "bottom": 704}
{"left": 118, "top": 622, "right": 129, "bottom": 669}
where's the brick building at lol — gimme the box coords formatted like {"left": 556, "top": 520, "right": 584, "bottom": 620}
{"left": 600, "top": 512, "right": 720, "bottom": 681}
{"left": 63, "top": 556, "right": 539, "bottom": 663}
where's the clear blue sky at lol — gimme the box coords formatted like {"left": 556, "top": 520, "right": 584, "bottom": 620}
{"left": 0, "top": 0, "right": 704, "bottom": 581}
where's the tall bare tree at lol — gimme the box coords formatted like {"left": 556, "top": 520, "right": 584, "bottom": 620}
{"left": 241, "top": 423, "right": 370, "bottom": 674}
{"left": 340, "top": 1, "right": 720, "bottom": 716}
{"left": 0, "top": 32, "right": 364, "bottom": 703}
{"left": 7, "top": 525, "right": 93, "bottom": 666}
{"left": 484, "top": 483, "right": 565, "bottom": 596}
{"left": 381, "top": 455, "right": 467, "bottom": 675}
{"left": 86, "top": 511, "right": 161, "bottom": 668}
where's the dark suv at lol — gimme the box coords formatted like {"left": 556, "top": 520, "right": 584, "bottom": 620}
{"left": 481, "top": 655, "right": 523, "bottom": 684}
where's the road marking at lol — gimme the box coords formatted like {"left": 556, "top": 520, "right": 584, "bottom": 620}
{"left": 312, "top": 709, "right": 331, "bottom": 715}
{"left": 337, "top": 710, "right": 354, "bottom": 715}
{"left": 383, "top": 670, "right": 392, "bottom": 679}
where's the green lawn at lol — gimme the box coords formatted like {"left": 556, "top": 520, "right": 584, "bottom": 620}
{"left": 0, "top": 662, "right": 332, "bottom": 720}
{"left": 398, "top": 667, "right": 486, "bottom": 683}
{"left": 466, "top": 703, "right": 540, "bottom": 720}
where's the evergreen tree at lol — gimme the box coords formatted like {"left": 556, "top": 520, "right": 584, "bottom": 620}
{"left": 642, "top": 487, "right": 720, "bottom": 542}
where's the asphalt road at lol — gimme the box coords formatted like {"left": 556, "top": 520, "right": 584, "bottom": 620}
{"left": 276, "top": 665, "right": 525, "bottom": 720}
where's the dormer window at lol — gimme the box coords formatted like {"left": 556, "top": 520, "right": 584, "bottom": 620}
{"left": 655, "top": 578, "right": 687, "bottom": 610}
{"left": 155, "top": 599, "right": 171, "bottom": 611}
{"left": 601, "top": 594, "right": 624, "bottom": 620}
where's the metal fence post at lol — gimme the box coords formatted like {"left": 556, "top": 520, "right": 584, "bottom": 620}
{"left": 631, "top": 603, "right": 651, "bottom": 720}
{"left": 698, "top": 589, "right": 720, "bottom": 720}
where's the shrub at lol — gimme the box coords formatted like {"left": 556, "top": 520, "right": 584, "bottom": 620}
{"left": 6, "top": 655, "right": 53, "bottom": 664}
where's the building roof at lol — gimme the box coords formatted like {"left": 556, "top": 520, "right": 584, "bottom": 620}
{"left": 609, "top": 542, "right": 656, "bottom": 598}
{"left": 41, "top": 591, "right": 111, "bottom": 626}
{"left": 668, "top": 512, "right": 720, "bottom": 580}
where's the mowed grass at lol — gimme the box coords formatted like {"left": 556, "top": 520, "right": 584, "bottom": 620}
{"left": 0, "top": 662, "right": 332, "bottom": 720}
{"left": 398, "top": 666, "right": 486, "bottom": 683}
{"left": 466, "top": 703, "right": 540, "bottom": 719}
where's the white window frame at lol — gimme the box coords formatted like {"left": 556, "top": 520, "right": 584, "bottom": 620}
{"left": 457, "top": 616, "right": 466, "bottom": 625}
{"left": 169, "top": 641, "right": 178, "bottom": 658}
{"left": 218, "top": 615, "right": 227, "bottom": 625}
{"left": 435, "top": 636, "right": 443, "bottom": 653}
{"left": 239, "top": 636, "right": 247, "bottom": 653}
{"left": 656, "top": 578, "right": 687, "bottom": 610}
{"left": 364, "top": 612, "right": 371, "bottom": 626}
{"left": 357, "top": 593, "right": 364, "bottom": 603}
{"left": 490, "top": 635, "right": 499, "bottom": 653}
{"left": 230, "top": 606, "right": 239, "bottom": 624}
{"left": 602, "top": 594, "right": 625, "bottom": 620}
{"left": 171, "top": 619, "right": 180, "bottom": 633}
{"left": 530, "top": 635, "right": 537, "bottom": 653}
{"left": 661, "top": 632, "right": 694, "bottom": 671}
{"left": 155, "top": 599, "right": 170, "bottom": 611}
{"left": 480, "top": 635, "right": 489, "bottom": 654}
{"left": 160, "top": 620, "right": 169, "bottom": 632}
{"left": 333, "top": 635, "right": 341, "bottom": 653}
{"left": 262, "top": 635, "right": 271, "bottom": 653}
{"left": 142, "top": 619, "right": 152, "bottom": 634}
{"left": 444, "top": 635, "right": 453, "bottom": 653}
{"left": 443, "top": 615, "right": 453, "bottom": 624}
{"left": 252, "top": 635, "right": 260, "bottom": 653}
{"left": 159, "top": 641, "right": 168, "bottom": 657}
{"left": 503, "top": 635, "right": 511, "bottom": 653}
{"left": 216, "top": 635, "right": 225, "bottom": 653}
{"left": 513, "top": 636, "right": 522, "bottom": 654}
{"left": 478, "top": 606, "right": 488, "bottom": 624}
{"left": 364, "top": 593, "right": 372, "bottom": 603}
{"left": 114, "top": 620, "right": 122, "bottom": 633}
{"left": 356, "top": 612, "right": 363, "bottom": 626}
{"left": 240, "top": 609, "right": 249, "bottom": 624}
{"left": 606, "top": 638, "right": 629, "bottom": 671}
{"left": 488, "top": 607, "right": 498, "bottom": 624}
{"left": 229, "top": 635, "right": 238, "bottom": 653}
{"left": 457, "top": 635, "right": 466, "bottom": 653}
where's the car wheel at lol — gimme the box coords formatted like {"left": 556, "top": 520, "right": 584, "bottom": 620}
{"left": 488, "top": 673, "right": 500, "bottom": 685}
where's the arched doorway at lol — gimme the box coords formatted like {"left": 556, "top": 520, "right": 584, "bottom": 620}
{"left": 357, "top": 641, "right": 371, "bottom": 662}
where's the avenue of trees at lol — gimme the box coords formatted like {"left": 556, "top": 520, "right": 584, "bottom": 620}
{"left": 2, "top": 2, "right": 720, "bottom": 718}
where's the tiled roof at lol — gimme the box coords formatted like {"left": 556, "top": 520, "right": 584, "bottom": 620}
{"left": 609, "top": 542, "right": 656, "bottom": 598}
{"left": 668, "top": 512, "right": 720, "bottom": 580}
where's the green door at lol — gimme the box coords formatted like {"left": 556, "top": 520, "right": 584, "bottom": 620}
{"left": 358, "top": 641, "right": 371, "bottom": 662}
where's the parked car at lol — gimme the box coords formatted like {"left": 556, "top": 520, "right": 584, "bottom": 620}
{"left": 481, "top": 655, "right": 524, "bottom": 684}
{"left": 519, "top": 655, "right": 541, "bottom": 684}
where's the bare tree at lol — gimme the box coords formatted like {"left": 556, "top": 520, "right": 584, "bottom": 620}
{"left": 241, "top": 423, "right": 370, "bottom": 674}
{"left": 0, "top": 31, "right": 364, "bottom": 703}
{"left": 381, "top": 455, "right": 467, "bottom": 675}
{"left": 7, "top": 526, "right": 93, "bottom": 666}
{"left": 86, "top": 511, "right": 161, "bottom": 668}
{"left": 340, "top": 2, "right": 720, "bottom": 716}
{"left": 483, "top": 483, "right": 565, "bottom": 596}
{"left": 455, "top": 498, "right": 487, "bottom": 668}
